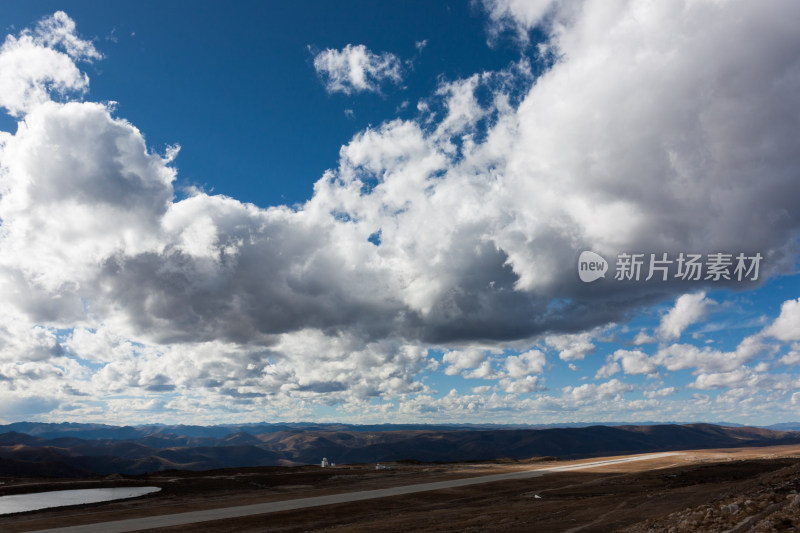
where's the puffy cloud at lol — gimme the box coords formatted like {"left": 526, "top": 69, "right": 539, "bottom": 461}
{"left": 481, "top": 0, "right": 558, "bottom": 43}
{"left": 654, "top": 335, "right": 770, "bottom": 374}
{"left": 0, "top": 11, "right": 100, "bottom": 116}
{"left": 688, "top": 368, "right": 800, "bottom": 391}
{"left": 754, "top": 361, "right": 770, "bottom": 373}
{"left": 308, "top": 0, "right": 800, "bottom": 345}
{"left": 562, "top": 379, "right": 633, "bottom": 402}
{"left": 779, "top": 344, "right": 800, "bottom": 366}
{"left": 32, "top": 11, "right": 101, "bottom": 60}
{"left": 0, "top": 314, "right": 64, "bottom": 364}
{"left": 56, "top": 0, "right": 797, "bottom": 347}
{"left": 464, "top": 360, "right": 498, "bottom": 380}
{"left": 597, "top": 348, "right": 659, "bottom": 378}
{"left": 657, "top": 292, "right": 712, "bottom": 341}
{"left": 312, "top": 44, "right": 403, "bottom": 94}
{"left": 592, "top": 329, "right": 775, "bottom": 380}
{"left": 504, "top": 349, "right": 546, "bottom": 377}
{"left": 496, "top": 0, "right": 800, "bottom": 289}
{"left": 545, "top": 331, "right": 596, "bottom": 361}
{"left": 595, "top": 360, "right": 620, "bottom": 379}
{"left": 442, "top": 348, "right": 487, "bottom": 375}
{"left": 765, "top": 298, "right": 800, "bottom": 342}
{"left": 633, "top": 330, "right": 656, "bottom": 345}
{"left": 0, "top": 101, "right": 174, "bottom": 293}
{"left": 264, "top": 330, "right": 428, "bottom": 399}
{"left": 65, "top": 325, "right": 429, "bottom": 411}
{"left": 611, "top": 349, "right": 658, "bottom": 376}
{"left": 501, "top": 375, "right": 544, "bottom": 394}
{"left": 643, "top": 387, "right": 676, "bottom": 399}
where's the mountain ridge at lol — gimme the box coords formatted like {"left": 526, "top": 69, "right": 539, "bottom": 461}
{"left": 0, "top": 420, "right": 760, "bottom": 441}
{"left": 2, "top": 423, "right": 799, "bottom": 477}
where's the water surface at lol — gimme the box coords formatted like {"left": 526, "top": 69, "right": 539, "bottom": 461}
{"left": 0, "top": 486, "right": 161, "bottom": 515}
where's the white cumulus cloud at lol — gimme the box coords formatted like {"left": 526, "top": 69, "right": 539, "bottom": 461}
{"left": 765, "top": 298, "right": 800, "bottom": 342}
{"left": 0, "top": 11, "right": 100, "bottom": 116}
{"left": 657, "top": 293, "right": 712, "bottom": 341}
{"left": 312, "top": 44, "right": 403, "bottom": 94}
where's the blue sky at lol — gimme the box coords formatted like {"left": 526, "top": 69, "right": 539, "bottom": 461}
{"left": 0, "top": 1, "right": 799, "bottom": 426}
{"left": 2, "top": 1, "right": 524, "bottom": 207}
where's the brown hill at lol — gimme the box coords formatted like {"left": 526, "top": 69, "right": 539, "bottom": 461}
{"left": 1, "top": 423, "right": 799, "bottom": 477}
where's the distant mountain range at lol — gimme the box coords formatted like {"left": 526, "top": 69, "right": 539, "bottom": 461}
{"left": 0, "top": 420, "right": 769, "bottom": 440}
{"left": 2, "top": 422, "right": 800, "bottom": 477}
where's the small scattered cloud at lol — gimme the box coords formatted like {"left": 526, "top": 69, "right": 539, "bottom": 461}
{"left": 545, "top": 331, "right": 596, "bottom": 362}
{"left": 643, "top": 387, "right": 676, "bottom": 399}
{"left": 562, "top": 379, "right": 633, "bottom": 403}
{"left": 480, "top": 0, "right": 557, "bottom": 44}
{"left": 779, "top": 344, "right": 800, "bottom": 366}
{"left": 501, "top": 375, "right": 544, "bottom": 394}
{"left": 612, "top": 349, "right": 658, "bottom": 376}
{"left": 312, "top": 44, "right": 403, "bottom": 95}
{"left": 595, "top": 360, "right": 621, "bottom": 379}
{"left": 657, "top": 292, "right": 713, "bottom": 341}
{"left": 442, "top": 348, "right": 487, "bottom": 376}
{"left": 504, "top": 349, "right": 546, "bottom": 378}
{"left": 633, "top": 330, "right": 656, "bottom": 345}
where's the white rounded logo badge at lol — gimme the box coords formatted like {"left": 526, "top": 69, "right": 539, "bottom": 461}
{"left": 578, "top": 251, "right": 608, "bottom": 282}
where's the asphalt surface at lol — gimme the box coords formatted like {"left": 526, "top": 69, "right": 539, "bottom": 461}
{"left": 30, "top": 453, "right": 679, "bottom": 533}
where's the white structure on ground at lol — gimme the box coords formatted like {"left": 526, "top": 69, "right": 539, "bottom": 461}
{"left": 321, "top": 457, "right": 329, "bottom": 468}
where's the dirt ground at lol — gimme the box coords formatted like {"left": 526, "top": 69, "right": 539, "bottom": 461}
{"left": 2, "top": 445, "right": 800, "bottom": 532}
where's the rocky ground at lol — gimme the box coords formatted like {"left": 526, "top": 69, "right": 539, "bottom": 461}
{"left": 622, "top": 461, "right": 800, "bottom": 533}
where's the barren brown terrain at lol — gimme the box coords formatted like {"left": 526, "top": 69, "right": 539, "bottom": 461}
{"left": 0, "top": 445, "right": 799, "bottom": 532}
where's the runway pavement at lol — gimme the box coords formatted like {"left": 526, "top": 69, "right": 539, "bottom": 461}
{"left": 30, "top": 452, "right": 679, "bottom": 533}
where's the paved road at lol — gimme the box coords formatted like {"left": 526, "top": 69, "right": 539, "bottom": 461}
{"left": 31, "top": 453, "right": 678, "bottom": 533}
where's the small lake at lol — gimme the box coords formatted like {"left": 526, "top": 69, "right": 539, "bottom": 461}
{"left": 0, "top": 486, "right": 161, "bottom": 515}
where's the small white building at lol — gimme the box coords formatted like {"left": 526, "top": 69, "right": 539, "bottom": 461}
{"left": 321, "top": 457, "right": 329, "bottom": 468}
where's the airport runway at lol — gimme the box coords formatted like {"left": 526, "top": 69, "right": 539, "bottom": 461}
{"left": 31, "top": 452, "right": 679, "bottom": 533}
